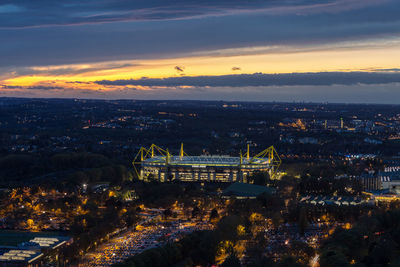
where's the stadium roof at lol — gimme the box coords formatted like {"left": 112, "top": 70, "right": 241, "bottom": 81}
{"left": 133, "top": 144, "right": 282, "bottom": 178}
{"left": 143, "top": 155, "right": 269, "bottom": 165}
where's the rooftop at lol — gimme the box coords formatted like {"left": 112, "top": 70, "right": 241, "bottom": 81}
{"left": 222, "top": 182, "right": 275, "bottom": 198}
{"left": 143, "top": 155, "right": 270, "bottom": 166}
{"left": 0, "top": 250, "right": 43, "bottom": 263}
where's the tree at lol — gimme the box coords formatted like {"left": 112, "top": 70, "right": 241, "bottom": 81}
{"left": 163, "top": 208, "right": 173, "bottom": 220}
{"left": 319, "top": 250, "right": 350, "bottom": 267}
{"left": 272, "top": 212, "right": 283, "bottom": 229}
{"left": 298, "top": 207, "right": 308, "bottom": 236}
{"left": 220, "top": 254, "right": 241, "bottom": 267}
{"left": 248, "top": 171, "right": 270, "bottom": 186}
{"left": 192, "top": 206, "right": 200, "bottom": 219}
{"left": 319, "top": 209, "right": 400, "bottom": 266}
{"left": 246, "top": 232, "right": 267, "bottom": 259}
{"left": 182, "top": 199, "right": 193, "bottom": 219}
{"left": 248, "top": 256, "right": 275, "bottom": 267}
{"left": 125, "top": 212, "right": 138, "bottom": 228}
{"left": 277, "top": 256, "right": 307, "bottom": 267}
{"left": 289, "top": 240, "right": 314, "bottom": 264}
{"left": 216, "top": 215, "right": 243, "bottom": 242}
{"left": 209, "top": 208, "right": 219, "bottom": 222}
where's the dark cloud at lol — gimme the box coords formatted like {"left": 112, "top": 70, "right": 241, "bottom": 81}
{"left": 3, "top": 83, "right": 400, "bottom": 104}
{"left": 232, "top": 67, "right": 241, "bottom": 71}
{"left": 0, "top": 85, "right": 66, "bottom": 90}
{"left": 174, "top": 66, "right": 184, "bottom": 72}
{"left": 0, "top": 0, "right": 383, "bottom": 28}
{"left": 6, "top": 63, "right": 139, "bottom": 77}
{"left": 0, "top": 84, "right": 109, "bottom": 96}
{"left": 0, "top": 1, "right": 399, "bottom": 67}
{"left": 365, "top": 68, "right": 400, "bottom": 72}
{"left": 97, "top": 72, "right": 400, "bottom": 87}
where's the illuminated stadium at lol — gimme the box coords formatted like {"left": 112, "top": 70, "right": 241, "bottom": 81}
{"left": 133, "top": 144, "right": 281, "bottom": 182}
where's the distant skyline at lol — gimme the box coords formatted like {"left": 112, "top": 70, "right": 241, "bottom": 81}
{"left": 1, "top": 0, "right": 400, "bottom": 103}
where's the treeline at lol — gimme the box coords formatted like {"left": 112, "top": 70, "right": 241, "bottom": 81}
{"left": 282, "top": 162, "right": 365, "bottom": 196}
{"left": 320, "top": 209, "right": 400, "bottom": 266}
{"left": 133, "top": 181, "right": 226, "bottom": 209}
{"left": 0, "top": 152, "right": 133, "bottom": 186}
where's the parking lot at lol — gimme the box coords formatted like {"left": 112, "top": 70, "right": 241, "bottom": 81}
{"left": 80, "top": 211, "right": 213, "bottom": 267}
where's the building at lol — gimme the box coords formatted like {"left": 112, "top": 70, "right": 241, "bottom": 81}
{"left": 222, "top": 182, "right": 275, "bottom": 199}
{"left": 133, "top": 144, "right": 281, "bottom": 183}
{"left": 360, "top": 167, "right": 400, "bottom": 194}
{"left": 299, "top": 195, "right": 372, "bottom": 206}
{"left": 0, "top": 235, "right": 72, "bottom": 266}
{"left": 0, "top": 249, "right": 43, "bottom": 266}
{"left": 360, "top": 171, "right": 381, "bottom": 191}
{"left": 379, "top": 169, "right": 400, "bottom": 194}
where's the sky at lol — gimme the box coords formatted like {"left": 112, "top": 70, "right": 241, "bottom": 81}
{"left": 1, "top": 0, "right": 400, "bottom": 103}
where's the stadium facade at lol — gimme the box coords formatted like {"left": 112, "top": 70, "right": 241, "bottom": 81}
{"left": 133, "top": 144, "right": 281, "bottom": 183}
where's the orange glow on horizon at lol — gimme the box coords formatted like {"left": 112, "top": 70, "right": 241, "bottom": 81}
{"left": 2, "top": 39, "right": 400, "bottom": 91}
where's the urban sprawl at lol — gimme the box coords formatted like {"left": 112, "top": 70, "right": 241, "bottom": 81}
{"left": 1, "top": 99, "right": 400, "bottom": 266}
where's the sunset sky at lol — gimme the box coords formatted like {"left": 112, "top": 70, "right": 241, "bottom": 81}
{"left": 1, "top": 0, "right": 400, "bottom": 103}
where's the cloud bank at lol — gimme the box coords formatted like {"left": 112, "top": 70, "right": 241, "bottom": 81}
{"left": 0, "top": 0, "right": 387, "bottom": 28}
{"left": 97, "top": 72, "right": 400, "bottom": 87}
{"left": 1, "top": 0, "right": 400, "bottom": 67}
